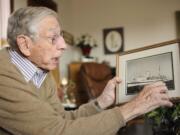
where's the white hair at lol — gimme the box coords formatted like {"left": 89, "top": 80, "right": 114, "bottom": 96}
{"left": 7, "top": 6, "right": 58, "bottom": 50}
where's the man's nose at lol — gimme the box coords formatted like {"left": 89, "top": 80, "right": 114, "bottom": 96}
{"left": 56, "top": 36, "right": 67, "bottom": 50}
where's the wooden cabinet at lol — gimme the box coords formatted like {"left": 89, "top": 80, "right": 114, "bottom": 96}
{"left": 68, "top": 62, "right": 89, "bottom": 106}
{"left": 68, "top": 62, "right": 82, "bottom": 84}
{"left": 51, "top": 67, "right": 60, "bottom": 87}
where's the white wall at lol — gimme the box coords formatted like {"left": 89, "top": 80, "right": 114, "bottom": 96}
{"left": 12, "top": 0, "right": 180, "bottom": 79}
{"left": 13, "top": 0, "right": 27, "bottom": 10}
{"left": 57, "top": 0, "right": 180, "bottom": 78}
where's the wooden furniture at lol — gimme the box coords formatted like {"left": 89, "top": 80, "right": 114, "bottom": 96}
{"left": 68, "top": 62, "right": 114, "bottom": 106}
{"left": 51, "top": 67, "right": 60, "bottom": 86}
{"left": 117, "top": 119, "right": 153, "bottom": 135}
{"left": 68, "top": 62, "right": 82, "bottom": 84}
{"left": 69, "top": 62, "right": 87, "bottom": 106}
{"left": 79, "top": 62, "right": 113, "bottom": 99}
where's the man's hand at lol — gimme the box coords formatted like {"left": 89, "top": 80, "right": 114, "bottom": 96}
{"left": 119, "top": 81, "right": 173, "bottom": 122}
{"left": 97, "top": 77, "right": 122, "bottom": 109}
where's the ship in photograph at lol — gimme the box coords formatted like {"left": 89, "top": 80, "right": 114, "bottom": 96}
{"left": 126, "top": 52, "right": 174, "bottom": 95}
{"left": 126, "top": 77, "right": 174, "bottom": 95}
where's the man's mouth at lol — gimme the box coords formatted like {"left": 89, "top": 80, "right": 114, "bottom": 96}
{"left": 53, "top": 57, "right": 59, "bottom": 64}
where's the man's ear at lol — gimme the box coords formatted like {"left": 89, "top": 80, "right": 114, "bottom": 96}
{"left": 16, "top": 35, "right": 31, "bottom": 56}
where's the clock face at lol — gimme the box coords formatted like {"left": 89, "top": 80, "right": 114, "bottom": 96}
{"left": 105, "top": 31, "right": 122, "bottom": 53}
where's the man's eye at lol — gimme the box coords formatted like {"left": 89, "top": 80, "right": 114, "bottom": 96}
{"left": 52, "top": 37, "right": 56, "bottom": 42}
{"left": 48, "top": 34, "right": 61, "bottom": 45}
{"left": 50, "top": 37, "right": 57, "bottom": 45}
{"left": 60, "top": 31, "right": 64, "bottom": 37}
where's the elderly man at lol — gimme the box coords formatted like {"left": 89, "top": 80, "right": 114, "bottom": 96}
{"left": 0, "top": 7, "right": 172, "bottom": 135}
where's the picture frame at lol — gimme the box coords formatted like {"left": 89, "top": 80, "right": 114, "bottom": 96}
{"left": 27, "top": 0, "right": 57, "bottom": 12}
{"left": 103, "top": 27, "right": 124, "bottom": 54}
{"left": 116, "top": 39, "right": 180, "bottom": 104}
{"left": 62, "top": 30, "right": 74, "bottom": 45}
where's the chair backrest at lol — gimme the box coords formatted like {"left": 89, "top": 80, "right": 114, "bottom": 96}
{"left": 79, "top": 62, "right": 113, "bottom": 99}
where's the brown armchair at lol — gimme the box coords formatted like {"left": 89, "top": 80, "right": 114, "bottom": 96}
{"left": 79, "top": 62, "right": 113, "bottom": 101}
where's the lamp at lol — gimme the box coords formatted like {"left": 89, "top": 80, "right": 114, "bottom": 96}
{"left": 61, "top": 77, "right": 68, "bottom": 86}
{"left": 61, "top": 77, "right": 69, "bottom": 103}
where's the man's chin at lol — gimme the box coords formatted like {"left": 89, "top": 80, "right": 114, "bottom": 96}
{"left": 41, "top": 64, "right": 58, "bottom": 71}
{"left": 49, "top": 65, "right": 58, "bottom": 71}
{"left": 52, "top": 62, "right": 60, "bottom": 69}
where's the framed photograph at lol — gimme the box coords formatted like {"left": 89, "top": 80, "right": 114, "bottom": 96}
{"left": 116, "top": 39, "right": 180, "bottom": 104}
{"left": 28, "top": 0, "right": 57, "bottom": 12}
{"left": 103, "top": 27, "right": 124, "bottom": 54}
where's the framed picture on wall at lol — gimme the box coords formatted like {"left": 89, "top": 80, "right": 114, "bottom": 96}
{"left": 62, "top": 30, "right": 74, "bottom": 45}
{"left": 28, "top": 0, "right": 57, "bottom": 11}
{"left": 103, "top": 27, "right": 124, "bottom": 54}
{"left": 116, "top": 39, "right": 180, "bottom": 104}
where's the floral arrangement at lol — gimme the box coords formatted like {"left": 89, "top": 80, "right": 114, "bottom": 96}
{"left": 75, "top": 34, "right": 97, "bottom": 57}
{"left": 146, "top": 99, "right": 180, "bottom": 134}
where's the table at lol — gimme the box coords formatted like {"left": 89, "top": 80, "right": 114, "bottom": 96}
{"left": 117, "top": 119, "right": 153, "bottom": 135}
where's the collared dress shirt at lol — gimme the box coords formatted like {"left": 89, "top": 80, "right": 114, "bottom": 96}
{"left": 9, "top": 49, "right": 47, "bottom": 88}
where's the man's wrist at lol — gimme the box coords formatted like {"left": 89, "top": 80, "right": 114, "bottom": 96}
{"left": 118, "top": 101, "right": 140, "bottom": 123}
{"left": 96, "top": 97, "right": 106, "bottom": 110}
{"left": 94, "top": 99, "right": 101, "bottom": 109}
{"left": 92, "top": 99, "right": 104, "bottom": 112}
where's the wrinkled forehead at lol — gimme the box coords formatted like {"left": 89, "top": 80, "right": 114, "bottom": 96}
{"left": 36, "top": 15, "right": 61, "bottom": 36}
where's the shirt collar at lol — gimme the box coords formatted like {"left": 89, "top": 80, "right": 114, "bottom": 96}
{"left": 8, "top": 49, "right": 47, "bottom": 84}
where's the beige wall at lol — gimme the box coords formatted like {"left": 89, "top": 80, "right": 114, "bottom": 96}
{"left": 12, "top": 0, "right": 180, "bottom": 78}
{"left": 13, "top": 0, "right": 27, "bottom": 10}
{"left": 57, "top": 0, "right": 180, "bottom": 78}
